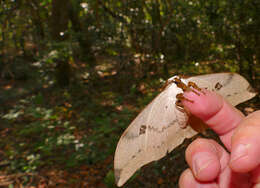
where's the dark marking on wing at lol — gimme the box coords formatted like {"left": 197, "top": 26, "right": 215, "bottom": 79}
{"left": 139, "top": 125, "right": 147, "bottom": 135}
{"left": 215, "top": 82, "right": 223, "bottom": 90}
{"left": 226, "top": 92, "right": 239, "bottom": 98}
{"left": 221, "top": 73, "right": 234, "bottom": 87}
{"left": 165, "top": 105, "right": 168, "bottom": 109}
{"left": 131, "top": 149, "right": 142, "bottom": 159}
{"left": 151, "top": 141, "right": 166, "bottom": 149}
{"left": 125, "top": 119, "right": 179, "bottom": 140}
{"left": 147, "top": 119, "right": 178, "bottom": 133}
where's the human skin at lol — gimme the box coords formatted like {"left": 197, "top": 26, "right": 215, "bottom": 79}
{"left": 178, "top": 89, "right": 260, "bottom": 188}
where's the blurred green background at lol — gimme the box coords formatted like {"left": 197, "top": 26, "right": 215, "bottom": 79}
{"left": 0, "top": 0, "right": 259, "bottom": 187}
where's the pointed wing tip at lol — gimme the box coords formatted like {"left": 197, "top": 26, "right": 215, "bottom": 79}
{"left": 115, "top": 177, "right": 125, "bottom": 187}
{"left": 247, "top": 86, "right": 258, "bottom": 96}
{"left": 114, "top": 168, "right": 125, "bottom": 187}
{"left": 116, "top": 181, "right": 123, "bottom": 187}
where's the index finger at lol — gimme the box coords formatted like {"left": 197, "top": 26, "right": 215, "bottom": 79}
{"left": 182, "top": 89, "right": 245, "bottom": 151}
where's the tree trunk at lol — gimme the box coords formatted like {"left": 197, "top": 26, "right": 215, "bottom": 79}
{"left": 50, "top": 0, "right": 71, "bottom": 87}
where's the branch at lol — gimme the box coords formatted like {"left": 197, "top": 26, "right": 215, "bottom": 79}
{"left": 97, "top": 0, "right": 127, "bottom": 24}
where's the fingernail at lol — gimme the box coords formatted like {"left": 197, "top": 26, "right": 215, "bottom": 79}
{"left": 193, "top": 152, "right": 214, "bottom": 176}
{"left": 231, "top": 144, "right": 249, "bottom": 163}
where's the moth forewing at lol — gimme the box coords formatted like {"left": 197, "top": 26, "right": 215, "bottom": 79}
{"left": 114, "top": 79, "right": 192, "bottom": 186}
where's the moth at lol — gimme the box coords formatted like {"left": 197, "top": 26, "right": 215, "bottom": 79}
{"left": 114, "top": 73, "right": 257, "bottom": 186}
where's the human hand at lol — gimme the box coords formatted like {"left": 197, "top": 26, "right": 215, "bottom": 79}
{"left": 178, "top": 89, "right": 260, "bottom": 188}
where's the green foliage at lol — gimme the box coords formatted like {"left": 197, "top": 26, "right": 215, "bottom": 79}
{"left": 84, "top": 108, "right": 133, "bottom": 164}
{"left": 3, "top": 96, "right": 87, "bottom": 172}
{"left": 2, "top": 89, "right": 138, "bottom": 177}
{"left": 104, "top": 170, "right": 116, "bottom": 188}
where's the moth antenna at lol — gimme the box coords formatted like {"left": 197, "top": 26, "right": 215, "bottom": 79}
{"left": 174, "top": 78, "right": 202, "bottom": 95}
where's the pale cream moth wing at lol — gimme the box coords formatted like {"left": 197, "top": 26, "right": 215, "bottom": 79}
{"left": 193, "top": 73, "right": 257, "bottom": 106}
{"left": 114, "top": 76, "right": 198, "bottom": 187}
{"left": 114, "top": 73, "right": 257, "bottom": 187}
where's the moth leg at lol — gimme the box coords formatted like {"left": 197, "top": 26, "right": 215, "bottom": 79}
{"left": 176, "top": 93, "right": 194, "bottom": 108}
{"left": 176, "top": 93, "right": 191, "bottom": 128}
{"left": 188, "top": 81, "right": 206, "bottom": 94}
{"left": 175, "top": 99, "right": 184, "bottom": 108}
{"left": 174, "top": 78, "right": 189, "bottom": 91}
{"left": 175, "top": 97, "right": 186, "bottom": 114}
{"left": 174, "top": 78, "right": 200, "bottom": 95}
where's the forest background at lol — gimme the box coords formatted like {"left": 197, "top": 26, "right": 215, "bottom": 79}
{"left": 0, "top": 0, "right": 259, "bottom": 187}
